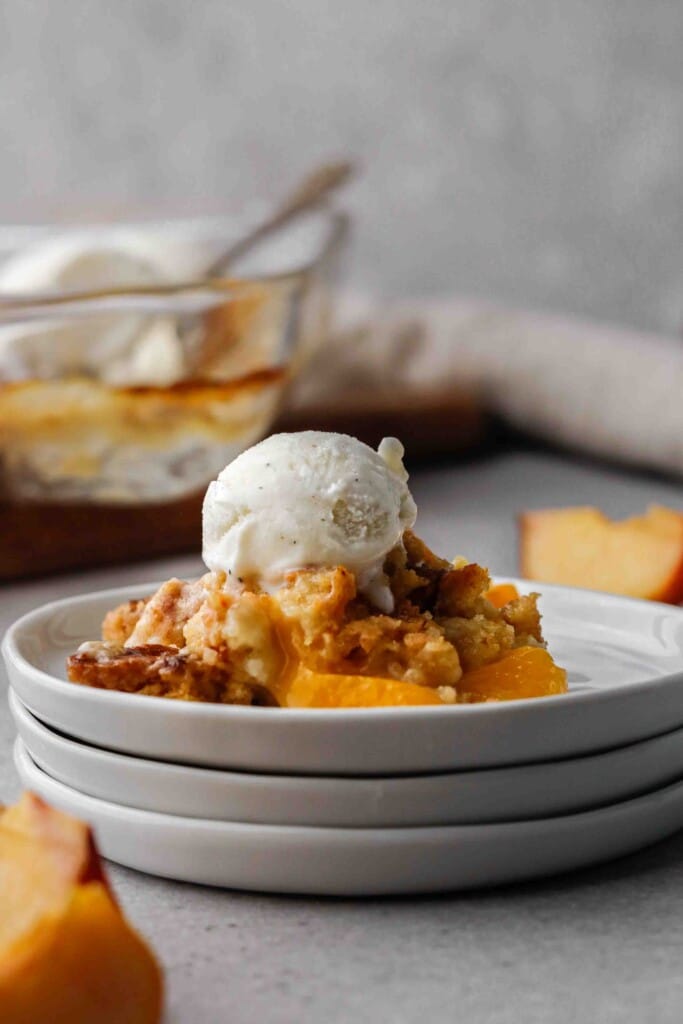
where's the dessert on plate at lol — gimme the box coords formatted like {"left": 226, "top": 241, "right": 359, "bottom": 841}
{"left": 67, "top": 432, "right": 567, "bottom": 707}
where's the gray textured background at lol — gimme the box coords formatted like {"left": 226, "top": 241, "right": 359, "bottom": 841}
{"left": 1, "top": 0, "right": 682, "bottom": 333}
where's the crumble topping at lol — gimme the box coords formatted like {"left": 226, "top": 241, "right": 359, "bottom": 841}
{"left": 67, "top": 530, "right": 544, "bottom": 706}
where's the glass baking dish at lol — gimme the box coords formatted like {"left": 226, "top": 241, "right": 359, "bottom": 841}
{"left": 0, "top": 209, "right": 348, "bottom": 506}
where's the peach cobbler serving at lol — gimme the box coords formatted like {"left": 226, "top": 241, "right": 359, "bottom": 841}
{"left": 67, "top": 432, "right": 567, "bottom": 707}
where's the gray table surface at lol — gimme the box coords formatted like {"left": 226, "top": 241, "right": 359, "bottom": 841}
{"left": 2, "top": 452, "right": 683, "bottom": 1024}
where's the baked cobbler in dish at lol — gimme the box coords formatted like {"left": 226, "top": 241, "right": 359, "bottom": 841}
{"left": 68, "top": 432, "right": 567, "bottom": 707}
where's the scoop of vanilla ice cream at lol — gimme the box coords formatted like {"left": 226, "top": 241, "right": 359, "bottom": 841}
{"left": 0, "top": 235, "right": 165, "bottom": 295}
{"left": 0, "top": 235, "right": 185, "bottom": 386}
{"left": 202, "top": 431, "right": 417, "bottom": 611}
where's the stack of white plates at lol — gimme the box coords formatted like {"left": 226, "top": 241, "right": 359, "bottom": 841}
{"left": 3, "top": 580, "right": 683, "bottom": 895}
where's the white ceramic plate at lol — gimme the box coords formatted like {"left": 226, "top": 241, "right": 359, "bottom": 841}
{"left": 10, "top": 687, "right": 683, "bottom": 826}
{"left": 4, "top": 579, "right": 683, "bottom": 775}
{"left": 14, "top": 739, "right": 683, "bottom": 895}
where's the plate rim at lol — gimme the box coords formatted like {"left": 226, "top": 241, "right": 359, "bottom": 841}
{"left": 10, "top": 683, "right": 683, "bottom": 784}
{"left": 4, "top": 575, "right": 683, "bottom": 723}
{"left": 13, "top": 735, "right": 683, "bottom": 837}
{"left": 17, "top": 736, "right": 683, "bottom": 894}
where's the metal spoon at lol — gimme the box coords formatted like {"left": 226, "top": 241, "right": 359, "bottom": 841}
{"left": 202, "top": 159, "right": 354, "bottom": 278}
{"left": 178, "top": 158, "right": 354, "bottom": 369}
{"left": 0, "top": 160, "right": 354, "bottom": 378}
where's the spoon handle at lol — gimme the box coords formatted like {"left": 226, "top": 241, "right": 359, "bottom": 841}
{"left": 205, "top": 159, "right": 354, "bottom": 277}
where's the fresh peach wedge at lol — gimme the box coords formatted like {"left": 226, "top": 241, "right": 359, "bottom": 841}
{"left": 0, "top": 792, "right": 162, "bottom": 1024}
{"left": 520, "top": 505, "right": 683, "bottom": 602}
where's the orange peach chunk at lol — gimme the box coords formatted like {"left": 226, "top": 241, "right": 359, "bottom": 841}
{"left": 485, "top": 582, "right": 520, "bottom": 609}
{"left": 520, "top": 505, "right": 683, "bottom": 602}
{"left": 281, "top": 667, "right": 445, "bottom": 708}
{"left": 0, "top": 793, "right": 162, "bottom": 1024}
{"left": 458, "top": 646, "right": 568, "bottom": 702}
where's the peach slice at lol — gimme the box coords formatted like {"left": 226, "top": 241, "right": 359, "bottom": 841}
{"left": 281, "top": 667, "right": 445, "bottom": 708}
{"left": 279, "top": 649, "right": 567, "bottom": 708}
{"left": 520, "top": 505, "right": 683, "bottom": 602}
{"left": 458, "top": 646, "right": 568, "bottom": 702}
{"left": 0, "top": 793, "right": 162, "bottom": 1024}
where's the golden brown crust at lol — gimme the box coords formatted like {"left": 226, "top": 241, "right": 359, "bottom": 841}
{"left": 403, "top": 530, "right": 452, "bottom": 573}
{"left": 500, "top": 592, "right": 544, "bottom": 645}
{"left": 102, "top": 599, "right": 149, "bottom": 645}
{"left": 126, "top": 578, "right": 207, "bottom": 648}
{"left": 439, "top": 615, "right": 516, "bottom": 672}
{"left": 66, "top": 643, "right": 266, "bottom": 704}
{"left": 183, "top": 581, "right": 286, "bottom": 686}
{"left": 436, "top": 562, "right": 492, "bottom": 619}
{"left": 276, "top": 567, "right": 463, "bottom": 688}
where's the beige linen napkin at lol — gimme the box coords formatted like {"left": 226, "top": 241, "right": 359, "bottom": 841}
{"left": 284, "top": 295, "right": 683, "bottom": 476}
